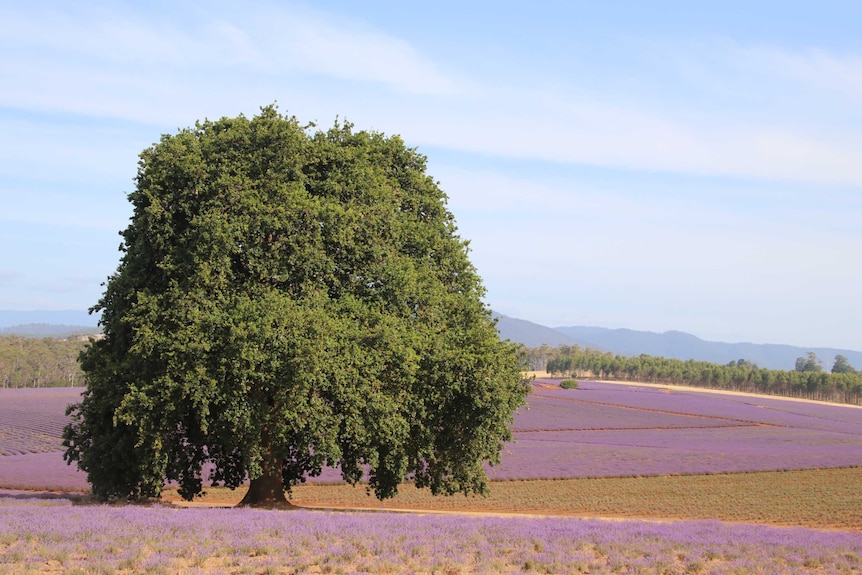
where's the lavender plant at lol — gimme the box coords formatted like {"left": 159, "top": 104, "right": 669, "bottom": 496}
{"left": 3, "top": 380, "right": 861, "bottom": 492}
{"left": 0, "top": 498, "right": 859, "bottom": 574}
{"left": 0, "top": 387, "right": 82, "bottom": 455}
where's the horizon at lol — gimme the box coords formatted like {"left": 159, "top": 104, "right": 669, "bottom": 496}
{"left": 3, "top": 308, "right": 862, "bottom": 354}
{"left": 2, "top": 2, "right": 861, "bottom": 350}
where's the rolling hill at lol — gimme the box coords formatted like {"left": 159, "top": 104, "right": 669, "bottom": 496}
{"left": 4, "top": 310, "right": 860, "bottom": 372}
{"left": 495, "top": 314, "right": 862, "bottom": 371}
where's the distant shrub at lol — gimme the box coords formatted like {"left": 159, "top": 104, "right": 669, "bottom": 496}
{"left": 560, "top": 379, "right": 579, "bottom": 389}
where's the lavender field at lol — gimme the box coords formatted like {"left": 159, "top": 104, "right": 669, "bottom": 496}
{"left": 2, "top": 383, "right": 862, "bottom": 573}
{"left": 485, "top": 379, "right": 862, "bottom": 479}
{"left": 2, "top": 381, "right": 862, "bottom": 491}
{"left": 0, "top": 387, "right": 89, "bottom": 491}
{"left": 0, "top": 387, "right": 79, "bottom": 456}
{"left": 1, "top": 497, "right": 860, "bottom": 574}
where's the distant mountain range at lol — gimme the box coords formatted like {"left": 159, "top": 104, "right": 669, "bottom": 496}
{"left": 3, "top": 310, "right": 859, "bottom": 372}
{"left": 0, "top": 310, "right": 101, "bottom": 338}
{"left": 0, "top": 324, "right": 102, "bottom": 338}
{"left": 495, "top": 314, "right": 862, "bottom": 372}
{"left": 0, "top": 310, "right": 99, "bottom": 328}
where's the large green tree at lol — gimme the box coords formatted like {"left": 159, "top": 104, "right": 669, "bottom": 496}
{"left": 795, "top": 352, "right": 823, "bottom": 373}
{"left": 63, "top": 106, "right": 527, "bottom": 506}
{"left": 832, "top": 354, "right": 856, "bottom": 374}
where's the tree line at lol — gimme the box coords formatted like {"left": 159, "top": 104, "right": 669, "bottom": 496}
{"left": 0, "top": 335, "right": 90, "bottom": 388}
{"left": 6, "top": 331, "right": 861, "bottom": 406}
{"left": 526, "top": 344, "right": 862, "bottom": 405}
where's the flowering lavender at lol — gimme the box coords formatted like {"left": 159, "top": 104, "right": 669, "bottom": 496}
{"left": 0, "top": 498, "right": 859, "bottom": 574}
{"left": 3, "top": 382, "right": 862, "bottom": 491}
{"left": 512, "top": 393, "right": 741, "bottom": 431}
{"left": 0, "top": 387, "right": 81, "bottom": 455}
{"left": 0, "top": 452, "right": 89, "bottom": 491}
{"left": 2, "top": 384, "right": 860, "bottom": 574}
{"left": 525, "top": 380, "right": 862, "bottom": 434}
{"left": 488, "top": 379, "right": 862, "bottom": 479}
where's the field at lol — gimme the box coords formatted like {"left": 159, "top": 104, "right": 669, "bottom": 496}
{"left": 0, "top": 388, "right": 77, "bottom": 456}
{"left": 1, "top": 381, "right": 861, "bottom": 573}
{"left": 3, "top": 497, "right": 862, "bottom": 575}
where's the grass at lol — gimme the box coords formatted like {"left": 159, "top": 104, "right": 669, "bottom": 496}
{"left": 163, "top": 466, "right": 862, "bottom": 530}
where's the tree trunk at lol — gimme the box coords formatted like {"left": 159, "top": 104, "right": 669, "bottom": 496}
{"left": 238, "top": 459, "right": 296, "bottom": 509}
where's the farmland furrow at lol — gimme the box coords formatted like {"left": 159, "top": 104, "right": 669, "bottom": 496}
{"left": 514, "top": 423, "right": 775, "bottom": 434}
{"left": 530, "top": 390, "right": 765, "bottom": 426}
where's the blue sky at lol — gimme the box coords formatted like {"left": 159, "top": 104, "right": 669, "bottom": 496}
{"left": 1, "top": 1, "right": 861, "bottom": 350}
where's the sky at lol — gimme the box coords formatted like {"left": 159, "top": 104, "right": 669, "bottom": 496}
{"left": 1, "top": 1, "right": 861, "bottom": 350}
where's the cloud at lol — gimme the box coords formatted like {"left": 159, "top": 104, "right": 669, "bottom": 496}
{"left": 0, "top": 2, "right": 469, "bottom": 127}
{"left": 0, "top": 269, "right": 20, "bottom": 281}
{"left": 2, "top": 3, "right": 861, "bottom": 348}
{"left": 3, "top": 4, "right": 861, "bottom": 187}
{"left": 359, "top": 36, "right": 862, "bottom": 187}
{"left": 436, "top": 165, "right": 862, "bottom": 346}
{"left": 391, "top": 86, "right": 862, "bottom": 188}
{"left": 741, "top": 45, "right": 862, "bottom": 106}
{"left": 272, "top": 8, "right": 465, "bottom": 95}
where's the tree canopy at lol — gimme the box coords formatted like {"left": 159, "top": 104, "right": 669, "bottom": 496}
{"left": 832, "top": 354, "right": 856, "bottom": 374}
{"left": 63, "top": 106, "right": 527, "bottom": 505}
{"left": 0, "top": 335, "right": 88, "bottom": 388}
{"left": 795, "top": 352, "right": 823, "bottom": 373}
{"left": 539, "top": 345, "right": 862, "bottom": 405}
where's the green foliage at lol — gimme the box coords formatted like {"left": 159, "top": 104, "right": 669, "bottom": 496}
{"left": 559, "top": 379, "right": 579, "bottom": 389}
{"left": 542, "top": 345, "right": 862, "bottom": 405}
{"left": 795, "top": 352, "right": 823, "bottom": 373}
{"left": 831, "top": 354, "right": 856, "bottom": 374}
{"left": 727, "top": 358, "right": 757, "bottom": 369}
{"left": 63, "top": 105, "right": 528, "bottom": 502}
{"left": 0, "top": 336, "right": 88, "bottom": 388}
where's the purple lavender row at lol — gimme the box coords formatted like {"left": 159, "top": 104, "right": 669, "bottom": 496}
{"left": 3, "top": 382, "right": 862, "bottom": 489}
{"left": 493, "top": 424, "right": 862, "bottom": 479}
{"left": 1, "top": 498, "right": 859, "bottom": 574}
{"left": 512, "top": 394, "right": 747, "bottom": 432}
{"left": 530, "top": 380, "right": 862, "bottom": 436}
{"left": 5, "top": 424, "right": 857, "bottom": 490}
{"left": 0, "top": 387, "right": 81, "bottom": 455}
{"left": 494, "top": 381, "right": 862, "bottom": 479}
{"left": 0, "top": 453, "right": 90, "bottom": 491}
{"left": 0, "top": 387, "right": 84, "bottom": 399}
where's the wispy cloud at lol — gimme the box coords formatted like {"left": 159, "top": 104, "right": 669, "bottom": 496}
{"left": 741, "top": 45, "right": 862, "bottom": 106}
{"left": 2, "top": 4, "right": 859, "bottom": 186}
{"left": 0, "top": 3, "right": 468, "bottom": 126}
{"left": 438, "top": 164, "right": 862, "bottom": 345}
{"left": 272, "top": 8, "right": 465, "bottom": 95}
{"left": 400, "top": 77, "right": 862, "bottom": 188}
{"left": 0, "top": 269, "right": 20, "bottom": 281}
{"left": 2, "top": 2, "right": 861, "bottom": 347}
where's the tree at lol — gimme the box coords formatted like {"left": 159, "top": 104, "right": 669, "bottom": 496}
{"left": 832, "top": 354, "right": 856, "bottom": 374}
{"left": 795, "top": 352, "right": 822, "bottom": 373}
{"left": 62, "top": 106, "right": 528, "bottom": 506}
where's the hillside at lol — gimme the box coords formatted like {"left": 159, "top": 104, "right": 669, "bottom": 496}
{"left": 0, "top": 324, "right": 101, "bottom": 338}
{"left": 0, "top": 311, "right": 101, "bottom": 338}
{"left": 0, "top": 310, "right": 99, "bottom": 328}
{"left": 494, "top": 314, "right": 862, "bottom": 371}
{"left": 5, "top": 310, "right": 860, "bottom": 372}
{"left": 554, "top": 325, "right": 862, "bottom": 372}
{"left": 494, "top": 314, "right": 579, "bottom": 347}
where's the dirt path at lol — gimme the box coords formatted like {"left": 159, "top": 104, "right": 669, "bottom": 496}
{"left": 161, "top": 492, "right": 683, "bottom": 526}
{"left": 549, "top": 377, "right": 862, "bottom": 409}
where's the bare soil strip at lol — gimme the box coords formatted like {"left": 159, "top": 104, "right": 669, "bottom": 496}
{"left": 160, "top": 467, "right": 862, "bottom": 531}
{"left": 587, "top": 378, "right": 862, "bottom": 409}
